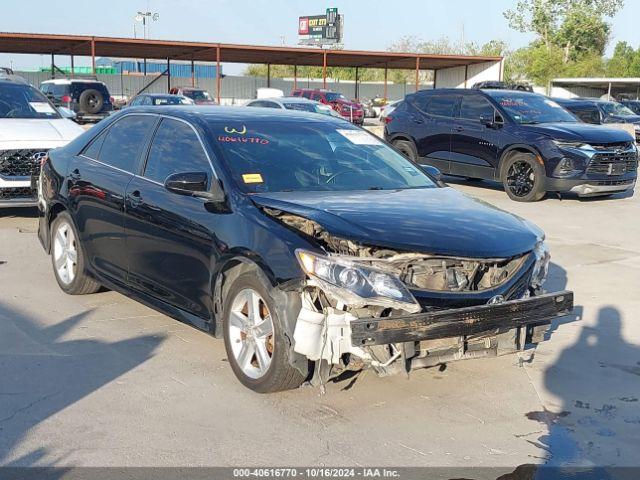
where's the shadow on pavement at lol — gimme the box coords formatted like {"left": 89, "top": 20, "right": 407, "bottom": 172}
{"left": 0, "top": 301, "right": 166, "bottom": 469}
{"left": 442, "top": 176, "right": 635, "bottom": 202}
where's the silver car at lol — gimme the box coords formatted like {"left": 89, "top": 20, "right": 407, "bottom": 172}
{"left": 246, "top": 97, "right": 342, "bottom": 118}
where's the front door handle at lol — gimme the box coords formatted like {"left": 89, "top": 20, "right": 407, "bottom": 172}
{"left": 127, "top": 190, "right": 142, "bottom": 208}
{"left": 454, "top": 126, "right": 464, "bottom": 132}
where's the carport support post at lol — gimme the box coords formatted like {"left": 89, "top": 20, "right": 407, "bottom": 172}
{"left": 70, "top": 55, "right": 74, "bottom": 79}
{"left": 608, "top": 82, "right": 612, "bottom": 100}
{"left": 415, "top": 56, "right": 420, "bottom": 92}
{"left": 267, "top": 63, "right": 271, "bottom": 88}
{"left": 216, "top": 45, "right": 221, "bottom": 104}
{"left": 91, "top": 37, "right": 96, "bottom": 75}
{"left": 191, "top": 60, "right": 195, "bottom": 87}
{"left": 383, "top": 65, "right": 388, "bottom": 100}
{"left": 293, "top": 65, "right": 298, "bottom": 90}
{"left": 167, "top": 58, "right": 171, "bottom": 93}
{"left": 323, "top": 51, "right": 327, "bottom": 89}
{"left": 50, "top": 53, "right": 54, "bottom": 79}
{"left": 354, "top": 67, "right": 359, "bottom": 99}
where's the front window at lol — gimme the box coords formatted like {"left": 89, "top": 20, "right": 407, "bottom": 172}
{"left": 208, "top": 120, "right": 436, "bottom": 193}
{"left": 599, "top": 102, "right": 636, "bottom": 117}
{"left": 183, "top": 89, "right": 213, "bottom": 101}
{"left": 491, "top": 93, "right": 577, "bottom": 124}
{"left": 0, "top": 83, "right": 61, "bottom": 119}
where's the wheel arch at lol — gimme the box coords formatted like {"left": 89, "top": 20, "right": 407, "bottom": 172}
{"left": 498, "top": 144, "right": 544, "bottom": 181}
{"left": 44, "top": 201, "right": 68, "bottom": 253}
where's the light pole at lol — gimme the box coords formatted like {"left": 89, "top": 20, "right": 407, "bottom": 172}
{"left": 134, "top": 11, "right": 159, "bottom": 39}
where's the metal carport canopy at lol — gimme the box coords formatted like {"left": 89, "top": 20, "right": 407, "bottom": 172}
{"left": 0, "top": 32, "right": 500, "bottom": 70}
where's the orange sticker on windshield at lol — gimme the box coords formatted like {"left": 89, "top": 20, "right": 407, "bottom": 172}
{"left": 242, "top": 173, "right": 263, "bottom": 184}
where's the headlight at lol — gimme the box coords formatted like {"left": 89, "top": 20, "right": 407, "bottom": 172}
{"left": 296, "top": 250, "right": 421, "bottom": 313}
{"left": 552, "top": 140, "right": 591, "bottom": 150}
{"left": 530, "top": 241, "right": 550, "bottom": 289}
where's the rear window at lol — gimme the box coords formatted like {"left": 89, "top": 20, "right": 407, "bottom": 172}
{"left": 283, "top": 102, "right": 317, "bottom": 112}
{"left": 72, "top": 82, "right": 110, "bottom": 98}
{"left": 426, "top": 95, "right": 458, "bottom": 117}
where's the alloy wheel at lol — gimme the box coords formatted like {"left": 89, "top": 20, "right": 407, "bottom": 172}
{"left": 506, "top": 160, "right": 535, "bottom": 197}
{"left": 228, "top": 288, "right": 275, "bottom": 379}
{"left": 52, "top": 220, "right": 78, "bottom": 285}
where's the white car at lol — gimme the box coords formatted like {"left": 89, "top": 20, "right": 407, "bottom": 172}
{"left": 0, "top": 73, "right": 84, "bottom": 207}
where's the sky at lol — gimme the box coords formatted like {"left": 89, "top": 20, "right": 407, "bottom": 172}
{"left": 1, "top": 0, "right": 639, "bottom": 75}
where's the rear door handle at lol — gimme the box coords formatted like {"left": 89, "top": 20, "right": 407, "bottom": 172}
{"left": 411, "top": 115, "right": 424, "bottom": 124}
{"left": 454, "top": 126, "right": 464, "bottom": 132}
{"left": 127, "top": 190, "right": 142, "bottom": 208}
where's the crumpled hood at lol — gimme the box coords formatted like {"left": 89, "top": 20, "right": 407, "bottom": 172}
{"left": 521, "top": 122, "right": 634, "bottom": 143}
{"left": 0, "top": 118, "right": 84, "bottom": 143}
{"left": 252, "top": 187, "right": 542, "bottom": 258}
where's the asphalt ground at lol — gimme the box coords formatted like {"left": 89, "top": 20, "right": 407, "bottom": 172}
{"left": 0, "top": 179, "right": 638, "bottom": 471}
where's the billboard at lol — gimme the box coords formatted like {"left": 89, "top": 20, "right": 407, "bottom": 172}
{"left": 298, "top": 8, "right": 342, "bottom": 46}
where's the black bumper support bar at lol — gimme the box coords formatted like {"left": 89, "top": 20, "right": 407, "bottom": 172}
{"left": 351, "top": 291, "right": 574, "bottom": 347}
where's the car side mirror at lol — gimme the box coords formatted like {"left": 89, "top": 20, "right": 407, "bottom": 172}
{"left": 480, "top": 115, "right": 495, "bottom": 127}
{"left": 164, "top": 172, "right": 225, "bottom": 202}
{"left": 57, "top": 107, "right": 76, "bottom": 119}
{"left": 420, "top": 164, "right": 442, "bottom": 182}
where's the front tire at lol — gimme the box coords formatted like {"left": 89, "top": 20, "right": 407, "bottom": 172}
{"left": 501, "top": 153, "right": 546, "bottom": 202}
{"left": 50, "top": 212, "right": 101, "bottom": 295}
{"left": 223, "top": 272, "right": 305, "bottom": 393}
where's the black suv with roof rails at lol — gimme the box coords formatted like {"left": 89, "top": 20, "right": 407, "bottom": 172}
{"left": 385, "top": 89, "right": 637, "bottom": 201}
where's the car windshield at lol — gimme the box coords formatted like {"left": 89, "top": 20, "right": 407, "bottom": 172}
{"left": 208, "top": 120, "right": 436, "bottom": 193}
{"left": 184, "top": 90, "right": 213, "bottom": 101}
{"left": 492, "top": 93, "right": 577, "bottom": 124}
{"left": 600, "top": 102, "right": 636, "bottom": 117}
{"left": 0, "top": 83, "right": 61, "bottom": 119}
{"left": 324, "top": 92, "right": 347, "bottom": 102}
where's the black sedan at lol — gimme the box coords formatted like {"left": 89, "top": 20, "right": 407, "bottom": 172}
{"left": 37, "top": 106, "right": 573, "bottom": 393}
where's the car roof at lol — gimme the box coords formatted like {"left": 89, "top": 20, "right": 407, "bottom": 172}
{"left": 0, "top": 74, "right": 30, "bottom": 85}
{"left": 121, "top": 105, "right": 348, "bottom": 125}
{"left": 41, "top": 79, "right": 106, "bottom": 85}
{"left": 252, "top": 97, "right": 316, "bottom": 104}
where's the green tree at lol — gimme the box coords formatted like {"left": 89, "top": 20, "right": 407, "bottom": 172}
{"left": 505, "top": 0, "right": 623, "bottom": 62}
{"left": 606, "top": 41, "right": 635, "bottom": 76}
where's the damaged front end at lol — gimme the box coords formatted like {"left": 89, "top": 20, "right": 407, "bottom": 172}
{"left": 264, "top": 208, "right": 573, "bottom": 380}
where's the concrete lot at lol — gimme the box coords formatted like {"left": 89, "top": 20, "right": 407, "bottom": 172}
{"left": 0, "top": 181, "right": 638, "bottom": 469}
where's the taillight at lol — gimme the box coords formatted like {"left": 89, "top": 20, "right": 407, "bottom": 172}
{"left": 61, "top": 95, "right": 72, "bottom": 103}
{"left": 384, "top": 115, "right": 393, "bottom": 124}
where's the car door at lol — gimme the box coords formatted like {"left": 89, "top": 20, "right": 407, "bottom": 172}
{"left": 409, "top": 92, "right": 459, "bottom": 174}
{"left": 124, "top": 117, "right": 217, "bottom": 320}
{"left": 69, "top": 114, "right": 158, "bottom": 285}
{"left": 449, "top": 93, "right": 500, "bottom": 178}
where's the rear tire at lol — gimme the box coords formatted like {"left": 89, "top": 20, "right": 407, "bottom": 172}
{"left": 50, "top": 212, "right": 101, "bottom": 295}
{"left": 393, "top": 139, "right": 418, "bottom": 162}
{"left": 501, "top": 153, "right": 546, "bottom": 202}
{"left": 223, "top": 272, "right": 305, "bottom": 393}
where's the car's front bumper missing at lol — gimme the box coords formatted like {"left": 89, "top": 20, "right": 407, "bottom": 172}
{"left": 351, "top": 291, "right": 573, "bottom": 347}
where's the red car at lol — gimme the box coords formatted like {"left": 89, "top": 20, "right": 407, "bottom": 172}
{"left": 291, "top": 89, "right": 364, "bottom": 125}
{"left": 169, "top": 86, "right": 217, "bottom": 105}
